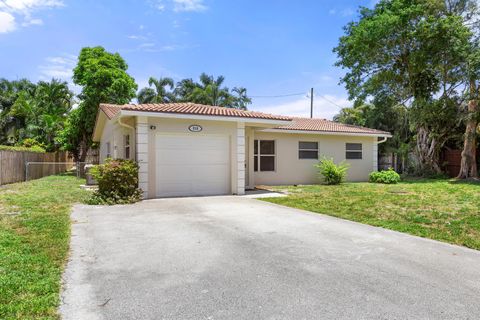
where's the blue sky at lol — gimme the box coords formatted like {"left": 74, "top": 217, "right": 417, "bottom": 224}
{"left": 0, "top": 0, "right": 375, "bottom": 119}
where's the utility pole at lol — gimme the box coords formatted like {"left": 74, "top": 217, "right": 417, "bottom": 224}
{"left": 310, "top": 88, "right": 314, "bottom": 118}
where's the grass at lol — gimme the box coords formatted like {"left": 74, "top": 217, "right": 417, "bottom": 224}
{"left": 0, "top": 174, "right": 88, "bottom": 320}
{"left": 262, "top": 179, "right": 480, "bottom": 250}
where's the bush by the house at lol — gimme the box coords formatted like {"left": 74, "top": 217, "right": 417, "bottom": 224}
{"left": 316, "top": 157, "right": 350, "bottom": 185}
{"left": 369, "top": 168, "right": 401, "bottom": 184}
{"left": 86, "top": 158, "right": 143, "bottom": 205}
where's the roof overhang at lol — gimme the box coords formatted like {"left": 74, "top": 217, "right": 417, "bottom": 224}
{"left": 92, "top": 110, "right": 108, "bottom": 142}
{"left": 119, "top": 109, "right": 292, "bottom": 126}
{"left": 259, "top": 128, "right": 392, "bottom": 138}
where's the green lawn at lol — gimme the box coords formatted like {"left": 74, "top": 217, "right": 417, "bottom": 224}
{"left": 262, "top": 179, "right": 480, "bottom": 250}
{"left": 0, "top": 174, "right": 87, "bottom": 320}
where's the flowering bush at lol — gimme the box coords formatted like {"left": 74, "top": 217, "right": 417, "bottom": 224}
{"left": 86, "top": 158, "right": 142, "bottom": 205}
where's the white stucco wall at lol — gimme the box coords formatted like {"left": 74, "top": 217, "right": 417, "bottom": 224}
{"left": 252, "top": 131, "right": 376, "bottom": 185}
{"left": 99, "top": 118, "right": 135, "bottom": 163}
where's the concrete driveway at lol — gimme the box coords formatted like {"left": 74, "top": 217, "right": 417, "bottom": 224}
{"left": 61, "top": 196, "right": 480, "bottom": 320}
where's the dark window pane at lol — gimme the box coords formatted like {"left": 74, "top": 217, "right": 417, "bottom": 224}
{"left": 125, "top": 147, "right": 130, "bottom": 159}
{"left": 254, "top": 140, "right": 258, "bottom": 155}
{"left": 260, "top": 156, "right": 275, "bottom": 171}
{"left": 254, "top": 156, "right": 258, "bottom": 171}
{"left": 346, "top": 143, "right": 362, "bottom": 151}
{"left": 299, "top": 141, "right": 318, "bottom": 150}
{"left": 299, "top": 150, "right": 318, "bottom": 159}
{"left": 260, "top": 140, "right": 275, "bottom": 155}
{"left": 346, "top": 151, "right": 362, "bottom": 159}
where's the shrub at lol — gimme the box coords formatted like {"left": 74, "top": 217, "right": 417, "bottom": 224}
{"left": 369, "top": 168, "right": 401, "bottom": 184}
{"left": 0, "top": 144, "right": 45, "bottom": 153}
{"left": 316, "top": 157, "right": 350, "bottom": 185}
{"left": 86, "top": 158, "right": 143, "bottom": 205}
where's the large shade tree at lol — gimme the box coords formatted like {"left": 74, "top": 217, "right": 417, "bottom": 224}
{"left": 58, "top": 46, "right": 137, "bottom": 161}
{"left": 334, "top": 0, "right": 478, "bottom": 175}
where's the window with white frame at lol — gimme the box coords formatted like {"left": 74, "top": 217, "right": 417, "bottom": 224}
{"left": 124, "top": 134, "right": 130, "bottom": 159}
{"left": 298, "top": 141, "right": 318, "bottom": 159}
{"left": 346, "top": 143, "right": 362, "bottom": 159}
{"left": 106, "top": 142, "right": 111, "bottom": 158}
{"left": 254, "top": 140, "right": 275, "bottom": 171}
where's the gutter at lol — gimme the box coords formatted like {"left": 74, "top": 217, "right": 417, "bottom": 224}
{"left": 377, "top": 136, "right": 388, "bottom": 144}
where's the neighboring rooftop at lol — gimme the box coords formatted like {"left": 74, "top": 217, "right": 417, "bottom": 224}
{"left": 99, "top": 102, "right": 390, "bottom": 136}
{"left": 274, "top": 117, "right": 391, "bottom": 136}
{"left": 99, "top": 102, "right": 291, "bottom": 121}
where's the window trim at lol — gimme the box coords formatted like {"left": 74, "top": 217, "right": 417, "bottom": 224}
{"left": 345, "top": 143, "right": 363, "bottom": 160}
{"left": 124, "top": 134, "right": 130, "bottom": 159}
{"left": 254, "top": 139, "right": 276, "bottom": 172}
{"left": 106, "top": 141, "right": 111, "bottom": 159}
{"left": 298, "top": 141, "right": 319, "bottom": 160}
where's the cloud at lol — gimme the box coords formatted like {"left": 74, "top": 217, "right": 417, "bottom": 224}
{"left": 0, "top": 0, "right": 63, "bottom": 33}
{"left": 255, "top": 94, "right": 351, "bottom": 120}
{"left": 173, "top": 0, "right": 207, "bottom": 12}
{"left": 38, "top": 54, "right": 76, "bottom": 80}
{"left": 0, "top": 11, "right": 15, "bottom": 33}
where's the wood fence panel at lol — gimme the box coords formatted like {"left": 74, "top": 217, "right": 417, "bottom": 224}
{"left": 0, "top": 150, "right": 74, "bottom": 186}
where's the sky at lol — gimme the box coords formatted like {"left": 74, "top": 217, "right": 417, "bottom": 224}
{"left": 0, "top": 0, "right": 376, "bottom": 119}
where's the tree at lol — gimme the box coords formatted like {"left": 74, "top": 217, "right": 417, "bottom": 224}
{"left": 232, "top": 87, "right": 252, "bottom": 110}
{"left": 0, "top": 78, "right": 36, "bottom": 144}
{"left": 58, "top": 46, "right": 137, "bottom": 161}
{"left": 137, "top": 77, "right": 176, "bottom": 103}
{"left": 334, "top": 0, "right": 475, "bottom": 175}
{"left": 172, "top": 73, "right": 252, "bottom": 109}
{"left": 3, "top": 79, "right": 73, "bottom": 151}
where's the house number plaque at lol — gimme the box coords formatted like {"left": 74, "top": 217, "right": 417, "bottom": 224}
{"left": 188, "top": 124, "right": 203, "bottom": 132}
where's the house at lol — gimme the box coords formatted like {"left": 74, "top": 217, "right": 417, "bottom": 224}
{"left": 92, "top": 102, "right": 391, "bottom": 198}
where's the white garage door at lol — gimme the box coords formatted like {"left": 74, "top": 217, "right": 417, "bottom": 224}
{"left": 155, "top": 134, "right": 230, "bottom": 197}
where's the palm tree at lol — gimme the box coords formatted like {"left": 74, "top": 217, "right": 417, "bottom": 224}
{"left": 137, "top": 77, "right": 176, "bottom": 103}
{"left": 232, "top": 87, "right": 252, "bottom": 110}
{"left": 189, "top": 73, "right": 231, "bottom": 106}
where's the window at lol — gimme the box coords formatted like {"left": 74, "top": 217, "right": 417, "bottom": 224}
{"left": 124, "top": 135, "right": 130, "bottom": 159}
{"left": 106, "top": 142, "right": 111, "bottom": 158}
{"left": 346, "top": 143, "right": 362, "bottom": 159}
{"left": 299, "top": 141, "right": 318, "bottom": 159}
{"left": 254, "top": 140, "right": 275, "bottom": 171}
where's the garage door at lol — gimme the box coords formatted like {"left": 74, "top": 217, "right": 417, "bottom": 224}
{"left": 155, "top": 134, "right": 230, "bottom": 197}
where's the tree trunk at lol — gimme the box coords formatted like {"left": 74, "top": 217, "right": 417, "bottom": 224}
{"left": 457, "top": 80, "right": 478, "bottom": 179}
{"left": 415, "top": 126, "right": 442, "bottom": 175}
{"left": 77, "top": 135, "right": 89, "bottom": 178}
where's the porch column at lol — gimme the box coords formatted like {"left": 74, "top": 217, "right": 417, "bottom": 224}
{"left": 236, "top": 122, "right": 246, "bottom": 195}
{"left": 136, "top": 116, "right": 149, "bottom": 198}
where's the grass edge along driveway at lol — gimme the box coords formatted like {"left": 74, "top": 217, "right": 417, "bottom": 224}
{"left": 262, "top": 179, "right": 480, "bottom": 250}
{"left": 0, "top": 174, "right": 87, "bottom": 320}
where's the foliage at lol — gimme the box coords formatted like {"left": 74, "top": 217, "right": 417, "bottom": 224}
{"left": 369, "top": 168, "right": 401, "bottom": 184}
{"left": 0, "top": 144, "right": 45, "bottom": 152}
{"left": 334, "top": 0, "right": 479, "bottom": 175}
{"left": 87, "top": 158, "right": 142, "bottom": 205}
{"left": 315, "top": 157, "right": 350, "bottom": 185}
{"left": 137, "top": 77, "right": 176, "bottom": 103}
{"left": 137, "top": 72, "right": 252, "bottom": 109}
{"left": 0, "top": 78, "right": 72, "bottom": 151}
{"left": 263, "top": 179, "right": 480, "bottom": 250}
{"left": 0, "top": 174, "right": 88, "bottom": 319}
{"left": 59, "top": 46, "right": 137, "bottom": 161}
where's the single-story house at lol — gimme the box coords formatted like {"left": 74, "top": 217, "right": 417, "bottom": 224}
{"left": 93, "top": 102, "right": 391, "bottom": 198}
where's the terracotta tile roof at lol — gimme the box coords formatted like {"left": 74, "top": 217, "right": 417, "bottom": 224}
{"left": 99, "top": 103, "right": 390, "bottom": 136}
{"left": 274, "top": 118, "right": 391, "bottom": 135}
{"left": 99, "top": 102, "right": 291, "bottom": 121}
